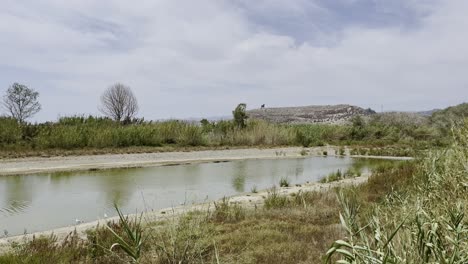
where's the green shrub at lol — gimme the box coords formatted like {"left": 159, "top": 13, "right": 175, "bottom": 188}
{"left": 339, "top": 147, "right": 345, "bottom": 156}
{"left": 0, "top": 117, "right": 21, "bottom": 145}
{"left": 211, "top": 197, "right": 245, "bottom": 223}
{"left": 177, "top": 124, "right": 205, "bottom": 146}
{"left": 279, "top": 177, "right": 290, "bottom": 187}
{"left": 264, "top": 187, "right": 289, "bottom": 209}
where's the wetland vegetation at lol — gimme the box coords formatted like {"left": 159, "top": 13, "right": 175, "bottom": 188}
{"left": 1, "top": 122, "right": 467, "bottom": 263}
{"left": 1, "top": 102, "right": 467, "bottom": 159}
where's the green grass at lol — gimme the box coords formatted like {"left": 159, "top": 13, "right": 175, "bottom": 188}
{"left": 279, "top": 177, "right": 290, "bottom": 187}
{"left": 320, "top": 169, "right": 343, "bottom": 183}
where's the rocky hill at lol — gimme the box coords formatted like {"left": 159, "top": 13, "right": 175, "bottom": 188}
{"left": 247, "top": 104, "right": 375, "bottom": 124}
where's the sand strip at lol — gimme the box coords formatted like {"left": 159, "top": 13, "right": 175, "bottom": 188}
{"left": 0, "top": 146, "right": 412, "bottom": 176}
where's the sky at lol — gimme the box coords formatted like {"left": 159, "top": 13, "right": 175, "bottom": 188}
{"left": 0, "top": 0, "right": 467, "bottom": 121}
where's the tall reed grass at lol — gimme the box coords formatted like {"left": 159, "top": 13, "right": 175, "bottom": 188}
{"left": 326, "top": 123, "right": 468, "bottom": 263}
{"left": 0, "top": 113, "right": 448, "bottom": 155}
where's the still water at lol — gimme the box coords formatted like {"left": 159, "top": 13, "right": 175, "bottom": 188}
{"left": 0, "top": 157, "right": 387, "bottom": 236}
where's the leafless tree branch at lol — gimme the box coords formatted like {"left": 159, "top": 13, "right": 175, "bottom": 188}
{"left": 99, "top": 83, "right": 139, "bottom": 123}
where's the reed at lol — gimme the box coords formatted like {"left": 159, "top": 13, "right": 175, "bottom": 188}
{"left": 0, "top": 112, "right": 452, "bottom": 157}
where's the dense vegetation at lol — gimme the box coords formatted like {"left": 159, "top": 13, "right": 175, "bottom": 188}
{"left": 1, "top": 103, "right": 467, "bottom": 158}
{"left": 325, "top": 122, "right": 468, "bottom": 263}
{"left": 1, "top": 122, "right": 466, "bottom": 263}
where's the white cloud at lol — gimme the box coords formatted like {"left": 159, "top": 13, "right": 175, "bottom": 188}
{"left": 0, "top": 0, "right": 467, "bottom": 121}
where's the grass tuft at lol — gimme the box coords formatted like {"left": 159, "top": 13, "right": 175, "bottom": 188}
{"left": 279, "top": 177, "right": 290, "bottom": 187}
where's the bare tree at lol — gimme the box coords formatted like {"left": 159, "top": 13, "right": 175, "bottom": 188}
{"left": 100, "top": 83, "right": 139, "bottom": 123}
{"left": 2, "top": 83, "right": 41, "bottom": 123}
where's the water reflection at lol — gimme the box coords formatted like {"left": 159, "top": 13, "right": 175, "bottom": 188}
{"left": 231, "top": 161, "right": 247, "bottom": 192}
{"left": 95, "top": 169, "right": 138, "bottom": 208}
{"left": 0, "top": 176, "right": 34, "bottom": 216}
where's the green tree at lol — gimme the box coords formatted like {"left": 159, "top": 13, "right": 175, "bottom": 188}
{"left": 233, "top": 103, "right": 248, "bottom": 129}
{"left": 350, "top": 115, "right": 367, "bottom": 140}
{"left": 2, "top": 83, "right": 41, "bottom": 123}
{"left": 0, "top": 116, "right": 22, "bottom": 144}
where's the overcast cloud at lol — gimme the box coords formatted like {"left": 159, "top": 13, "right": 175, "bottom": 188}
{"left": 0, "top": 0, "right": 466, "bottom": 121}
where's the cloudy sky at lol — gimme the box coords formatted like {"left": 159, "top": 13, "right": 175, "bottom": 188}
{"left": 0, "top": 0, "right": 467, "bottom": 121}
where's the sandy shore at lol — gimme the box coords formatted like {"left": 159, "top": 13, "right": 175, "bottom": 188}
{"left": 0, "top": 147, "right": 306, "bottom": 176}
{"left": 0, "top": 146, "right": 412, "bottom": 176}
{"left": 0, "top": 172, "right": 370, "bottom": 254}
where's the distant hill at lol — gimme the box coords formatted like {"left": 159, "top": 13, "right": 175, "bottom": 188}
{"left": 416, "top": 109, "right": 441, "bottom": 117}
{"left": 430, "top": 103, "right": 468, "bottom": 132}
{"left": 247, "top": 104, "right": 375, "bottom": 124}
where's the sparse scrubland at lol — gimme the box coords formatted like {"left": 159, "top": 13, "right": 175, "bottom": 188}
{"left": 1, "top": 120, "right": 466, "bottom": 263}
{"left": 1, "top": 102, "right": 467, "bottom": 158}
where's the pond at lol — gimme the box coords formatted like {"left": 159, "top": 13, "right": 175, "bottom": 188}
{"left": 0, "top": 157, "right": 394, "bottom": 236}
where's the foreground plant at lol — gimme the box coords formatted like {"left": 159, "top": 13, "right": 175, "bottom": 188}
{"left": 325, "top": 191, "right": 407, "bottom": 264}
{"left": 105, "top": 204, "right": 146, "bottom": 262}
{"left": 279, "top": 177, "right": 290, "bottom": 187}
{"left": 325, "top": 124, "right": 468, "bottom": 264}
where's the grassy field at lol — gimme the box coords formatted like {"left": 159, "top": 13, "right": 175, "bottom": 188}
{"left": 1, "top": 122, "right": 466, "bottom": 263}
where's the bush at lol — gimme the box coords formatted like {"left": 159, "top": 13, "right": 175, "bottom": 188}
{"left": 211, "top": 197, "right": 245, "bottom": 223}
{"left": 0, "top": 117, "right": 22, "bottom": 145}
{"left": 178, "top": 124, "right": 205, "bottom": 146}
{"left": 295, "top": 125, "right": 327, "bottom": 147}
{"left": 326, "top": 124, "right": 468, "bottom": 263}
{"left": 279, "top": 177, "right": 290, "bottom": 187}
{"left": 264, "top": 187, "right": 289, "bottom": 209}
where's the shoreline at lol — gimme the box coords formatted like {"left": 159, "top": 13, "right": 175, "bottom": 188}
{"left": 0, "top": 146, "right": 412, "bottom": 176}
{"left": 0, "top": 172, "right": 371, "bottom": 253}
